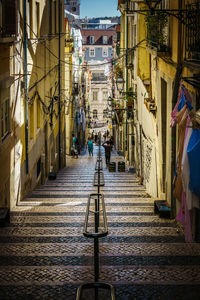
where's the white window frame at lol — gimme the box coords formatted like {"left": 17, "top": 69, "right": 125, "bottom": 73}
{"left": 103, "top": 35, "right": 108, "bottom": 44}
{"left": 89, "top": 48, "right": 95, "bottom": 57}
{"left": 93, "top": 91, "right": 98, "bottom": 101}
{"left": 90, "top": 35, "right": 95, "bottom": 44}
{"left": 93, "top": 109, "right": 98, "bottom": 118}
{"left": 102, "top": 47, "right": 108, "bottom": 57}
{"left": 103, "top": 109, "right": 108, "bottom": 118}
{"left": 103, "top": 91, "right": 108, "bottom": 100}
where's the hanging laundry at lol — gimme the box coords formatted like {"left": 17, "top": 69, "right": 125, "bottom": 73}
{"left": 171, "top": 83, "right": 193, "bottom": 127}
{"left": 173, "top": 106, "right": 188, "bottom": 201}
{"left": 171, "top": 85, "right": 182, "bottom": 127}
{"left": 187, "top": 128, "right": 200, "bottom": 198}
{"left": 176, "top": 191, "right": 193, "bottom": 242}
{"left": 177, "top": 88, "right": 193, "bottom": 112}
{"left": 182, "top": 124, "right": 200, "bottom": 210}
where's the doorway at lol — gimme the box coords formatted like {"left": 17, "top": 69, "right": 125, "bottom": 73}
{"left": 161, "top": 78, "right": 167, "bottom": 193}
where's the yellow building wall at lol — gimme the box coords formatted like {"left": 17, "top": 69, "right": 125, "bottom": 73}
{"left": 20, "top": 0, "right": 66, "bottom": 198}
{"left": 137, "top": 5, "right": 150, "bottom": 81}
{"left": 64, "top": 24, "right": 73, "bottom": 155}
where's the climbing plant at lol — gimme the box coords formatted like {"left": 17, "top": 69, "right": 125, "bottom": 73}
{"left": 145, "top": 11, "right": 168, "bottom": 49}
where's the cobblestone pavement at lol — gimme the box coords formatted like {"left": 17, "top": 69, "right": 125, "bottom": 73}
{"left": 0, "top": 146, "right": 200, "bottom": 300}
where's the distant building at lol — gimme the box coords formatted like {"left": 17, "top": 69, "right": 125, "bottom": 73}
{"left": 81, "top": 19, "right": 118, "bottom": 30}
{"left": 81, "top": 29, "right": 116, "bottom": 61}
{"left": 65, "top": 0, "right": 80, "bottom": 17}
{"left": 81, "top": 26, "right": 117, "bottom": 131}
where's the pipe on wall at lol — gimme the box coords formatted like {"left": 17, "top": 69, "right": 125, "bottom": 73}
{"left": 24, "top": 0, "right": 29, "bottom": 174}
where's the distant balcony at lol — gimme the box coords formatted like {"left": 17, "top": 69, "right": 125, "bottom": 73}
{"left": 185, "top": 2, "right": 200, "bottom": 64}
{"left": 145, "top": 11, "right": 170, "bottom": 55}
{"left": 91, "top": 74, "right": 107, "bottom": 82}
{"left": 0, "top": 0, "right": 17, "bottom": 43}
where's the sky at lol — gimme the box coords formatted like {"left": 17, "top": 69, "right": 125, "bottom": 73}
{"left": 80, "top": 0, "right": 120, "bottom": 18}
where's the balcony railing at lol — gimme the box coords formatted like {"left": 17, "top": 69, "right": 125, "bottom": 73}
{"left": 145, "top": 11, "right": 170, "bottom": 53}
{"left": 185, "top": 2, "right": 200, "bottom": 62}
{"left": 0, "top": 0, "right": 17, "bottom": 39}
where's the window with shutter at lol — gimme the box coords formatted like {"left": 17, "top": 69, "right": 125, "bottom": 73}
{"left": 2, "top": 0, "right": 17, "bottom": 36}
{"left": 1, "top": 98, "right": 10, "bottom": 140}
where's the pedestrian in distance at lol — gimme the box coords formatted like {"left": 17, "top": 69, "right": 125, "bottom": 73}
{"left": 88, "top": 136, "right": 94, "bottom": 156}
{"left": 102, "top": 140, "right": 112, "bottom": 164}
{"left": 109, "top": 136, "right": 114, "bottom": 149}
{"left": 71, "top": 134, "right": 78, "bottom": 158}
{"left": 103, "top": 131, "right": 107, "bottom": 142}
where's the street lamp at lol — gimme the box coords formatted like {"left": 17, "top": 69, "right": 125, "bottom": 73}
{"left": 116, "top": 77, "right": 125, "bottom": 93}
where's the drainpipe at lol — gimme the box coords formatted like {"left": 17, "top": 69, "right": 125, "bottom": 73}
{"left": 24, "top": 0, "right": 29, "bottom": 174}
{"left": 58, "top": 0, "right": 61, "bottom": 169}
{"left": 125, "top": 0, "right": 129, "bottom": 154}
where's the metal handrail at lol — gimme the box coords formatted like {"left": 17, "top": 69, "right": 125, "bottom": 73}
{"left": 95, "top": 160, "right": 103, "bottom": 170}
{"left": 76, "top": 141, "right": 115, "bottom": 300}
{"left": 83, "top": 193, "right": 108, "bottom": 239}
{"left": 93, "top": 171, "right": 105, "bottom": 186}
{"left": 76, "top": 282, "right": 115, "bottom": 300}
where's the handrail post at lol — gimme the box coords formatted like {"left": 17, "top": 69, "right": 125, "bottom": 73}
{"left": 76, "top": 137, "right": 115, "bottom": 300}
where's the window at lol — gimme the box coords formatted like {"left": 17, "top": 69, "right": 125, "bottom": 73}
{"left": 103, "top": 109, "right": 108, "bottom": 118}
{"left": 1, "top": 98, "right": 10, "bottom": 139}
{"left": 82, "top": 36, "right": 87, "bottom": 44}
{"left": 36, "top": 2, "right": 40, "bottom": 37}
{"left": 0, "top": 1, "right": 2, "bottom": 30}
{"left": 133, "top": 25, "right": 136, "bottom": 47}
{"left": 89, "top": 48, "right": 95, "bottom": 57}
{"left": 103, "top": 91, "right": 108, "bottom": 100}
{"left": 103, "top": 35, "right": 108, "bottom": 44}
{"left": 49, "top": 0, "right": 52, "bottom": 35}
{"left": 185, "top": 2, "right": 199, "bottom": 61}
{"left": 93, "top": 109, "right": 98, "bottom": 118}
{"left": 90, "top": 36, "right": 95, "bottom": 44}
{"left": 92, "top": 73, "right": 106, "bottom": 81}
{"left": 29, "top": 104, "right": 34, "bottom": 139}
{"left": 1, "top": 0, "right": 17, "bottom": 37}
{"left": 54, "top": 1, "right": 57, "bottom": 34}
{"left": 102, "top": 48, "right": 108, "bottom": 57}
{"left": 160, "top": 0, "right": 168, "bottom": 9}
{"left": 93, "top": 91, "right": 98, "bottom": 101}
{"left": 27, "top": 0, "right": 31, "bottom": 38}
{"left": 37, "top": 97, "right": 40, "bottom": 128}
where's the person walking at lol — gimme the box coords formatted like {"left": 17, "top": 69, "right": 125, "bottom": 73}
{"left": 109, "top": 136, "right": 114, "bottom": 150}
{"left": 102, "top": 140, "right": 112, "bottom": 164}
{"left": 103, "top": 131, "right": 107, "bottom": 142}
{"left": 72, "top": 134, "right": 78, "bottom": 158}
{"left": 88, "top": 136, "right": 94, "bottom": 156}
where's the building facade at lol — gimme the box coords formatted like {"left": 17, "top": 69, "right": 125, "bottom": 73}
{"left": 0, "top": 0, "right": 66, "bottom": 209}
{"left": 81, "top": 26, "right": 117, "bottom": 136}
{"left": 65, "top": 0, "right": 80, "bottom": 17}
{"left": 117, "top": 0, "right": 200, "bottom": 241}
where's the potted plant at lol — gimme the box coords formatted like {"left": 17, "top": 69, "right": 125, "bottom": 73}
{"left": 145, "top": 11, "right": 168, "bottom": 50}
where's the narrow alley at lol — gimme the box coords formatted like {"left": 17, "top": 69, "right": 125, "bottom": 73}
{"left": 0, "top": 146, "right": 200, "bottom": 300}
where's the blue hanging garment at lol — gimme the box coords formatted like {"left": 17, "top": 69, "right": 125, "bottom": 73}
{"left": 187, "top": 129, "right": 200, "bottom": 197}
{"left": 177, "top": 89, "right": 193, "bottom": 112}
{"left": 177, "top": 91, "right": 185, "bottom": 112}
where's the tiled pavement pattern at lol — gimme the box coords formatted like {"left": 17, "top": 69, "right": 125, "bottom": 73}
{"left": 0, "top": 146, "right": 200, "bottom": 300}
